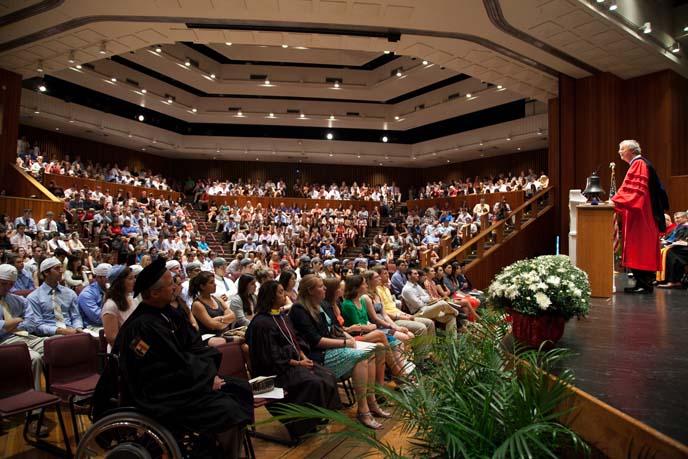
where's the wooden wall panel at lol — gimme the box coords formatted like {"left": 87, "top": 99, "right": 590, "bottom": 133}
{"left": 669, "top": 71, "right": 688, "bottom": 176}
{"left": 421, "top": 149, "right": 548, "bottom": 184}
{"left": 0, "top": 68, "right": 22, "bottom": 186}
{"left": 670, "top": 176, "right": 688, "bottom": 213}
{"left": 0, "top": 196, "right": 64, "bottom": 221}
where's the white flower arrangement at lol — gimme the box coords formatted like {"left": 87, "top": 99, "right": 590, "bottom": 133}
{"left": 487, "top": 255, "right": 591, "bottom": 320}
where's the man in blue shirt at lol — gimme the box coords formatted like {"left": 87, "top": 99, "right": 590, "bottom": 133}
{"left": 26, "top": 257, "right": 83, "bottom": 336}
{"left": 7, "top": 252, "right": 35, "bottom": 296}
{"left": 77, "top": 263, "right": 112, "bottom": 328}
{"left": 0, "top": 264, "right": 45, "bottom": 391}
{"left": 390, "top": 259, "right": 409, "bottom": 297}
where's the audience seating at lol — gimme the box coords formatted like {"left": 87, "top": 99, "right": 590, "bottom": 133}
{"left": 43, "top": 333, "right": 100, "bottom": 444}
{"left": 0, "top": 342, "right": 72, "bottom": 457}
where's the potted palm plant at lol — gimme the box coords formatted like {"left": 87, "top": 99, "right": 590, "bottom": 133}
{"left": 487, "top": 255, "right": 591, "bottom": 348}
{"left": 267, "top": 312, "right": 590, "bottom": 458}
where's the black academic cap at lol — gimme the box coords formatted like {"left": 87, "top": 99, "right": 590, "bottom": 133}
{"left": 134, "top": 257, "right": 167, "bottom": 297}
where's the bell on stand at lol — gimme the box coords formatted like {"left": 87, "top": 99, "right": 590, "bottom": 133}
{"left": 583, "top": 171, "right": 606, "bottom": 205}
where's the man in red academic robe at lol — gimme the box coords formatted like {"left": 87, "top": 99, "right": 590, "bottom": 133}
{"left": 611, "top": 140, "right": 669, "bottom": 294}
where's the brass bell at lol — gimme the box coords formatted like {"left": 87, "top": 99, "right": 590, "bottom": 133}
{"left": 583, "top": 172, "right": 605, "bottom": 204}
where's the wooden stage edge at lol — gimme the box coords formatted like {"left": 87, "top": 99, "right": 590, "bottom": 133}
{"left": 557, "top": 374, "right": 688, "bottom": 459}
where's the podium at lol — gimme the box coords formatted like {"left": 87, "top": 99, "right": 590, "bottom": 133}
{"left": 576, "top": 204, "right": 615, "bottom": 298}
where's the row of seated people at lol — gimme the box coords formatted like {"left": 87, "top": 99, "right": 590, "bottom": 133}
{"left": 193, "top": 178, "right": 401, "bottom": 202}
{"left": 411, "top": 172, "right": 549, "bottom": 199}
{"left": 16, "top": 145, "right": 175, "bottom": 191}
{"left": 209, "top": 201, "right": 378, "bottom": 256}
{"left": 357, "top": 197, "right": 513, "bottom": 265}
{"left": 0, "top": 247, "right": 483, "bottom": 448}
{"left": 656, "top": 210, "right": 688, "bottom": 289}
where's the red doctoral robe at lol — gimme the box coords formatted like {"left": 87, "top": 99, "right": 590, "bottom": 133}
{"left": 611, "top": 158, "right": 661, "bottom": 271}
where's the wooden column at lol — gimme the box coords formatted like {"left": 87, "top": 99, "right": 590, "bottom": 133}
{"left": 576, "top": 204, "right": 615, "bottom": 298}
{"left": 0, "top": 68, "right": 22, "bottom": 189}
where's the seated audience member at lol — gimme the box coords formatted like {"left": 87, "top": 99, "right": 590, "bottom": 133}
{"left": 68, "top": 232, "right": 86, "bottom": 253}
{"left": 14, "top": 209, "right": 37, "bottom": 236}
{"left": 0, "top": 226, "right": 12, "bottom": 250}
{"left": 401, "top": 268, "right": 459, "bottom": 336}
{"left": 0, "top": 264, "right": 45, "bottom": 389}
{"left": 77, "top": 263, "right": 111, "bottom": 329}
{"left": 425, "top": 266, "right": 476, "bottom": 321}
{"left": 107, "top": 259, "right": 254, "bottom": 457}
{"left": 390, "top": 259, "right": 408, "bottom": 297}
{"left": 372, "top": 265, "right": 434, "bottom": 337}
{"left": 64, "top": 255, "right": 89, "bottom": 292}
{"left": 190, "top": 271, "right": 238, "bottom": 344}
{"left": 181, "top": 261, "right": 202, "bottom": 307}
{"left": 7, "top": 252, "right": 35, "bottom": 296}
{"left": 229, "top": 274, "right": 257, "bottom": 327}
{"left": 170, "top": 272, "right": 200, "bottom": 331}
{"left": 278, "top": 270, "right": 298, "bottom": 308}
{"left": 101, "top": 265, "right": 137, "bottom": 348}
{"left": 289, "top": 274, "right": 389, "bottom": 430}
{"left": 657, "top": 212, "right": 688, "bottom": 283}
{"left": 341, "top": 275, "right": 409, "bottom": 382}
{"left": 362, "top": 270, "right": 414, "bottom": 342}
{"left": 27, "top": 257, "right": 84, "bottom": 336}
{"left": 246, "top": 280, "right": 341, "bottom": 438}
{"left": 212, "top": 257, "right": 237, "bottom": 302}
{"left": 10, "top": 223, "right": 32, "bottom": 252}
{"left": 657, "top": 227, "right": 688, "bottom": 289}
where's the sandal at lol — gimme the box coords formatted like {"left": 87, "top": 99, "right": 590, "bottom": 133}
{"left": 357, "top": 412, "right": 383, "bottom": 429}
{"left": 369, "top": 404, "right": 392, "bottom": 419}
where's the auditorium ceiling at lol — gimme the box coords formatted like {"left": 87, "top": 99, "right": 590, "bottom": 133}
{"left": 3, "top": 0, "right": 686, "bottom": 167}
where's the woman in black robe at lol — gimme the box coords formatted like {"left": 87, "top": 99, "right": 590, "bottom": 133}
{"left": 246, "top": 280, "right": 341, "bottom": 438}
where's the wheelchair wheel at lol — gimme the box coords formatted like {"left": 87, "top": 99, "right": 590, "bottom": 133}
{"left": 76, "top": 411, "right": 182, "bottom": 459}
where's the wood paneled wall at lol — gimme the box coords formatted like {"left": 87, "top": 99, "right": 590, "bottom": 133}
{"left": 0, "top": 196, "right": 64, "bottom": 221}
{"left": 0, "top": 68, "right": 22, "bottom": 186}
{"left": 550, "top": 70, "right": 688, "bottom": 253}
{"left": 421, "top": 149, "right": 548, "bottom": 184}
{"left": 670, "top": 176, "right": 688, "bottom": 213}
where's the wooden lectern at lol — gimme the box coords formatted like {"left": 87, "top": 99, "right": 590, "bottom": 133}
{"left": 576, "top": 204, "right": 615, "bottom": 298}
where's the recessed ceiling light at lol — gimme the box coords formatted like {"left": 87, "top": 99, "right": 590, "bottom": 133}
{"left": 237, "top": 110, "right": 243, "bottom": 117}
{"left": 38, "top": 84, "right": 47, "bottom": 92}
{"left": 138, "top": 114, "right": 145, "bottom": 121}
{"left": 184, "top": 59, "right": 191, "bottom": 67}
{"left": 155, "top": 46, "right": 162, "bottom": 53}
{"left": 432, "top": 152, "right": 437, "bottom": 156}
{"left": 506, "top": 137, "right": 511, "bottom": 141}
{"left": 422, "top": 60, "right": 429, "bottom": 65}
{"left": 110, "top": 77, "right": 117, "bottom": 82}
{"left": 75, "top": 64, "right": 82, "bottom": 69}
{"left": 671, "top": 42, "right": 680, "bottom": 53}
{"left": 537, "top": 128, "right": 543, "bottom": 135}
{"left": 517, "top": 147, "right": 521, "bottom": 151}
{"left": 385, "top": 155, "right": 389, "bottom": 159}
{"left": 281, "top": 44, "right": 288, "bottom": 48}
{"left": 329, "top": 153, "right": 333, "bottom": 157}
{"left": 466, "top": 93, "right": 471, "bottom": 98}
{"left": 497, "top": 84, "right": 503, "bottom": 90}
{"left": 69, "top": 118, "right": 74, "bottom": 123}
{"left": 36, "top": 61, "right": 44, "bottom": 72}
{"left": 167, "top": 98, "right": 173, "bottom": 104}
{"left": 128, "top": 133, "right": 132, "bottom": 138}
{"left": 412, "top": 156, "right": 417, "bottom": 160}
{"left": 396, "top": 69, "right": 403, "bottom": 77}
{"left": 382, "top": 136, "right": 388, "bottom": 143}
{"left": 142, "top": 147, "right": 146, "bottom": 151}
{"left": 216, "top": 148, "right": 220, "bottom": 153}
{"left": 479, "top": 141, "right": 484, "bottom": 146}
{"left": 225, "top": 42, "right": 232, "bottom": 46}
{"left": 609, "top": 1, "right": 617, "bottom": 10}
{"left": 379, "top": 163, "right": 383, "bottom": 166}
{"left": 300, "top": 113, "right": 305, "bottom": 118}
{"left": 99, "top": 41, "right": 107, "bottom": 54}
{"left": 68, "top": 51, "right": 75, "bottom": 64}
{"left": 642, "top": 22, "right": 652, "bottom": 34}
{"left": 326, "top": 132, "right": 334, "bottom": 140}
{"left": 383, "top": 50, "right": 391, "bottom": 54}
{"left": 34, "top": 110, "right": 40, "bottom": 114}
{"left": 333, "top": 81, "right": 340, "bottom": 88}
{"left": 191, "top": 108, "right": 197, "bottom": 113}
{"left": 210, "top": 73, "right": 216, "bottom": 79}
{"left": 264, "top": 79, "right": 270, "bottom": 85}
{"left": 55, "top": 127, "right": 59, "bottom": 131}
{"left": 446, "top": 159, "right": 450, "bottom": 163}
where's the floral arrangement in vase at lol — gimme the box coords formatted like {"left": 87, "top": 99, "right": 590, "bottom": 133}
{"left": 487, "top": 255, "right": 591, "bottom": 346}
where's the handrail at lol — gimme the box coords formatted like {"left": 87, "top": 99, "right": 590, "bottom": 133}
{"left": 9, "top": 163, "right": 62, "bottom": 203}
{"left": 432, "top": 187, "right": 554, "bottom": 268}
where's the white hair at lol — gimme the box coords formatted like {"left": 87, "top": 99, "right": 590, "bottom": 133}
{"left": 620, "top": 140, "right": 641, "bottom": 154}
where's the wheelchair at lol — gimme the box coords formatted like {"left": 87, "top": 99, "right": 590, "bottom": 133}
{"left": 76, "top": 354, "right": 254, "bottom": 459}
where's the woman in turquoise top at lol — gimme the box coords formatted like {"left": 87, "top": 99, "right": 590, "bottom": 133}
{"left": 341, "top": 275, "right": 411, "bottom": 383}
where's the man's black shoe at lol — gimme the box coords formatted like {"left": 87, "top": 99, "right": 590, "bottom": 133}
{"left": 630, "top": 287, "right": 653, "bottom": 294}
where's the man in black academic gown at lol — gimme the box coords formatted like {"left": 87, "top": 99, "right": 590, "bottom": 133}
{"left": 114, "top": 258, "right": 254, "bottom": 457}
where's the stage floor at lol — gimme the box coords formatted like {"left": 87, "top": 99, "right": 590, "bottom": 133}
{"left": 559, "top": 275, "right": 688, "bottom": 445}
